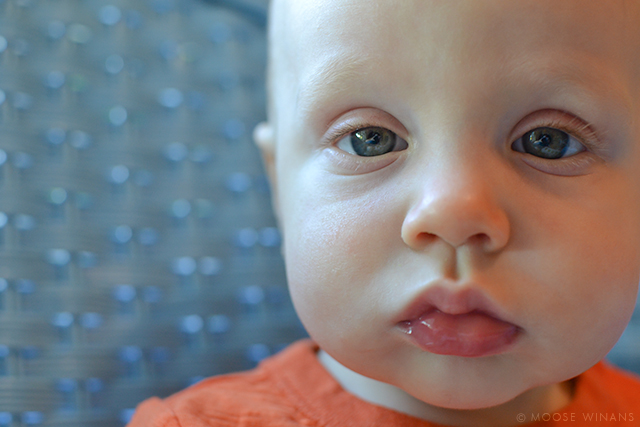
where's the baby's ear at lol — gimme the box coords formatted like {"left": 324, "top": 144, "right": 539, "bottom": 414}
{"left": 253, "top": 122, "right": 276, "bottom": 184}
{"left": 253, "top": 122, "right": 281, "bottom": 222}
{"left": 253, "top": 122, "right": 284, "bottom": 253}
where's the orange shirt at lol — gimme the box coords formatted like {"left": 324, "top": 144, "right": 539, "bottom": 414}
{"left": 128, "top": 340, "right": 640, "bottom": 426}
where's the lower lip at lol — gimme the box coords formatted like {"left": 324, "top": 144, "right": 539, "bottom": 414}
{"left": 398, "top": 310, "right": 519, "bottom": 357}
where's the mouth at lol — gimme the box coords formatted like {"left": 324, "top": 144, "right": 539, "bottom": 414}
{"left": 397, "top": 285, "right": 521, "bottom": 358}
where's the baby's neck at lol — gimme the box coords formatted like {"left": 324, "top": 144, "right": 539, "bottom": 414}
{"left": 317, "top": 350, "right": 572, "bottom": 427}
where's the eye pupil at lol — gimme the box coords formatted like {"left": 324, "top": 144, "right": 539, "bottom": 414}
{"left": 355, "top": 129, "right": 382, "bottom": 145}
{"left": 536, "top": 134, "right": 551, "bottom": 146}
{"left": 522, "top": 127, "right": 569, "bottom": 159}
{"left": 365, "top": 133, "right": 381, "bottom": 145}
{"left": 351, "top": 127, "right": 396, "bottom": 157}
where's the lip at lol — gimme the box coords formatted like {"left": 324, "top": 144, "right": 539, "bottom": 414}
{"left": 396, "top": 284, "right": 522, "bottom": 358}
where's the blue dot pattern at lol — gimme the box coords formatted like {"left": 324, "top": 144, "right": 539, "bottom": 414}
{"left": 0, "top": 0, "right": 307, "bottom": 425}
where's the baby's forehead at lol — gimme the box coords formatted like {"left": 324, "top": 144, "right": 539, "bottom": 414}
{"left": 270, "top": 1, "right": 640, "bottom": 72}
{"left": 267, "top": 0, "right": 640, "bottom": 119}
{"left": 268, "top": 0, "right": 640, "bottom": 135}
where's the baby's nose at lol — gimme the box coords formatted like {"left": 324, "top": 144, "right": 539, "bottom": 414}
{"left": 400, "top": 163, "right": 510, "bottom": 253}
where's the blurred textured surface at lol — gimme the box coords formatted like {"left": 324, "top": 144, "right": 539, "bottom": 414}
{"left": 0, "top": 0, "right": 638, "bottom": 426}
{"left": 0, "top": 0, "right": 307, "bottom": 425}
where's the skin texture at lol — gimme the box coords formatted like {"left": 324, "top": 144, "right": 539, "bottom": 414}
{"left": 254, "top": 1, "right": 640, "bottom": 425}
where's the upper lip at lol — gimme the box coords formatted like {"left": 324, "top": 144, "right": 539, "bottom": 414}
{"left": 396, "top": 280, "right": 517, "bottom": 325}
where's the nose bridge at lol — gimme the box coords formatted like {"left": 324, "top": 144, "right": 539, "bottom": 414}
{"left": 432, "top": 147, "right": 494, "bottom": 206}
{"left": 401, "top": 137, "right": 510, "bottom": 252}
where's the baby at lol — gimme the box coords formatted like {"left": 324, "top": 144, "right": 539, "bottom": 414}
{"left": 129, "top": 0, "right": 640, "bottom": 426}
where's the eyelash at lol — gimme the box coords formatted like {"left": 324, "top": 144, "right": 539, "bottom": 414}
{"left": 323, "top": 111, "right": 604, "bottom": 176}
{"left": 325, "top": 121, "right": 384, "bottom": 148}
{"left": 321, "top": 120, "right": 407, "bottom": 173}
{"left": 518, "top": 116, "right": 599, "bottom": 152}
{"left": 326, "top": 114, "right": 599, "bottom": 147}
{"left": 511, "top": 113, "right": 605, "bottom": 175}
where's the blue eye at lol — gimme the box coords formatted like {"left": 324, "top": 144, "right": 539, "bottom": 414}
{"left": 337, "top": 127, "right": 408, "bottom": 157}
{"left": 512, "top": 127, "right": 586, "bottom": 159}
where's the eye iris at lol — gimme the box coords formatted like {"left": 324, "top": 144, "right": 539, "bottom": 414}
{"left": 522, "top": 127, "right": 569, "bottom": 159}
{"left": 351, "top": 127, "right": 395, "bottom": 156}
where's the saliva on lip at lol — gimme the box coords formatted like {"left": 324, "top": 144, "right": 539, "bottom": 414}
{"left": 399, "top": 309, "right": 519, "bottom": 357}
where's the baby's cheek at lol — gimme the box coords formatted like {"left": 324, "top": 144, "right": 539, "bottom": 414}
{"left": 283, "top": 194, "right": 399, "bottom": 338}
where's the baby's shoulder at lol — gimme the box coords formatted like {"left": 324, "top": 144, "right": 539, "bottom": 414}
{"left": 138, "top": 371, "right": 296, "bottom": 427}
{"left": 574, "top": 361, "right": 640, "bottom": 410}
{"left": 127, "top": 341, "right": 320, "bottom": 427}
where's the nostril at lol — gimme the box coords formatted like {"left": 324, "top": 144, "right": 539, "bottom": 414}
{"left": 409, "top": 231, "right": 493, "bottom": 251}
{"left": 401, "top": 194, "right": 510, "bottom": 252}
{"left": 414, "top": 232, "right": 437, "bottom": 246}
{"left": 469, "top": 233, "right": 491, "bottom": 246}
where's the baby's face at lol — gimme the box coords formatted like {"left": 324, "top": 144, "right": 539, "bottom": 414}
{"left": 259, "top": 0, "right": 640, "bottom": 412}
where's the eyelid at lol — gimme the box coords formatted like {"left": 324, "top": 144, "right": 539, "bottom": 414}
{"left": 322, "top": 108, "right": 409, "bottom": 147}
{"left": 511, "top": 110, "right": 606, "bottom": 176}
{"left": 512, "top": 130, "right": 586, "bottom": 158}
{"left": 325, "top": 122, "right": 368, "bottom": 147}
{"left": 511, "top": 110, "right": 603, "bottom": 155}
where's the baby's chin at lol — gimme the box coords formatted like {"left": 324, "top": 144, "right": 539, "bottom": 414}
{"left": 403, "top": 380, "right": 527, "bottom": 411}
{"left": 392, "top": 368, "right": 577, "bottom": 425}
{"left": 376, "top": 358, "right": 573, "bottom": 415}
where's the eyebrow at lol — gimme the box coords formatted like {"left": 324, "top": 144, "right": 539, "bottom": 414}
{"left": 506, "top": 52, "right": 634, "bottom": 120}
{"left": 294, "top": 49, "right": 635, "bottom": 140}
{"left": 295, "top": 54, "right": 371, "bottom": 117}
